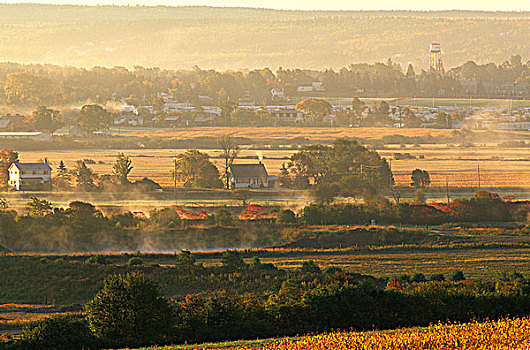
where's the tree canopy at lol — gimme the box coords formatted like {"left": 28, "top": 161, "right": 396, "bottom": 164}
{"left": 295, "top": 98, "right": 332, "bottom": 122}
{"left": 77, "top": 104, "right": 112, "bottom": 133}
{"left": 174, "top": 150, "right": 223, "bottom": 189}
{"left": 283, "top": 139, "right": 392, "bottom": 201}
{"left": 27, "top": 105, "right": 63, "bottom": 133}
{"left": 113, "top": 153, "right": 133, "bottom": 185}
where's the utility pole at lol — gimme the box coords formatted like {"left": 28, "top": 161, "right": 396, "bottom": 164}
{"left": 360, "top": 164, "right": 363, "bottom": 181}
{"left": 445, "top": 177, "right": 450, "bottom": 203}
{"left": 389, "top": 159, "right": 393, "bottom": 188}
{"left": 477, "top": 162, "right": 481, "bottom": 190}
{"left": 173, "top": 155, "right": 177, "bottom": 199}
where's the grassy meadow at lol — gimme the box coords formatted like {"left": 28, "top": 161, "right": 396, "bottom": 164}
{"left": 3, "top": 234, "right": 530, "bottom": 305}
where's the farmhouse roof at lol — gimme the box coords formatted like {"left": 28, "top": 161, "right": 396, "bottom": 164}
{"left": 229, "top": 163, "right": 268, "bottom": 178}
{"left": 9, "top": 163, "right": 52, "bottom": 172}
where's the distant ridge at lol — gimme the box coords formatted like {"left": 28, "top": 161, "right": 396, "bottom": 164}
{"left": 0, "top": 4, "right": 527, "bottom": 70}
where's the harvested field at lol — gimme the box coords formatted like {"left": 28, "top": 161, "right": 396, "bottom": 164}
{"left": 17, "top": 144, "right": 530, "bottom": 190}
{"left": 113, "top": 126, "right": 455, "bottom": 141}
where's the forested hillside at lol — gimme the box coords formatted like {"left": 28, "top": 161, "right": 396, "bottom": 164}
{"left": 0, "top": 5, "right": 528, "bottom": 70}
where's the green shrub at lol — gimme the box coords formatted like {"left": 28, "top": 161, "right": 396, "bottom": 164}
{"left": 149, "top": 207, "right": 181, "bottom": 228}
{"left": 276, "top": 209, "right": 297, "bottom": 224}
{"left": 430, "top": 273, "right": 445, "bottom": 282}
{"left": 221, "top": 250, "right": 245, "bottom": 271}
{"left": 127, "top": 257, "right": 144, "bottom": 266}
{"left": 450, "top": 270, "right": 466, "bottom": 282}
{"left": 301, "top": 260, "right": 321, "bottom": 274}
{"left": 411, "top": 273, "right": 427, "bottom": 283}
{"left": 214, "top": 208, "right": 236, "bottom": 226}
{"left": 86, "top": 255, "right": 108, "bottom": 265}
{"left": 84, "top": 273, "right": 174, "bottom": 347}
{"left": 19, "top": 316, "right": 98, "bottom": 350}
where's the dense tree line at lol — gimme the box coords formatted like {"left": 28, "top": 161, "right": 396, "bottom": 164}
{"left": 0, "top": 54, "right": 528, "bottom": 110}
{"left": 0, "top": 190, "right": 527, "bottom": 252}
{"left": 299, "top": 191, "right": 523, "bottom": 226}
{"left": 3, "top": 265, "right": 530, "bottom": 349}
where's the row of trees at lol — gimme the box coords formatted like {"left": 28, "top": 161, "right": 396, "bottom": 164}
{"left": 4, "top": 267, "right": 530, "bottom": 349}
{"left": 299, "top": 191, "right": 521, "bottom": 226}
{"left": 1, "top": 54, "right": 529, "bottom": 108}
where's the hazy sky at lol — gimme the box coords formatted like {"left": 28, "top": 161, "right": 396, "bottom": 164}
{"left": 1, "top": 0, "right": 529, "bottom": 11}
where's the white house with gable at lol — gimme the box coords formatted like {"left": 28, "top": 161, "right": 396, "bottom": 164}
{"left": 8, "top": 163, "right": 52, "bottom": 191}
{"left": 229, "top": 163, "right": 278, "bottom": 189}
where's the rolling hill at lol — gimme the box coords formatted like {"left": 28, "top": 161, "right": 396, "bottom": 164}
{"left": 0, "top": 5, "right": 528, "bottom": 70}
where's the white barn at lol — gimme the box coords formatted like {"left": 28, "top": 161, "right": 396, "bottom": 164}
{"left": 8, "top": 163, "right": 52, "bottom": 191}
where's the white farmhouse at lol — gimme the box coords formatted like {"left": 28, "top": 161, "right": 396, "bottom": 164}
{"left": 8, "top": 163, "right": 52, "bottom": 191}
{"left": 229, "top": 163, "right": 278, "bottom": 189}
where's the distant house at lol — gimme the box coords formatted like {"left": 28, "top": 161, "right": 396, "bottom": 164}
{"left": 54, "top": 125, "right": 88, "bottom": 137}
{"left": 271, "top": 87, "right": 285, "bottom": 99}
{"left": 1, "top": 114, "right": 26, "bottom": 130}
{"left": 114, "top": 114, "right": 144, "bottom": 126}
{"left": 269, "top": 108, "right": 307, "bottom": 123}
{"left": 0, "top": 119, "right": 11, "bottom": 131}
{"left": 495, "top": 122, "right": 530, "bottom": 131}
{"left": 297, "top": 82, "right": 325, "bottom": 93}
{"left": 229, "top": 163, "right": 278, "bottom": 189}
{"left": 8, "top": 163, "right": 52, "bottom": 191}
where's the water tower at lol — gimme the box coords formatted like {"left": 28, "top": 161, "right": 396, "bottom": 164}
{"left": 429, "top": 43, "right": 444, "bottom": 74}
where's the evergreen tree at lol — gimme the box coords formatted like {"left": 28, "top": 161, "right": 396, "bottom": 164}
{"left": 113, "top": 153, "right": 133, "bottom": 185}
{"left": 54, "top": 160, "right": 71, "bottom": 190}
{"left": 74, "top": 161, "right": 97, "bottom": 191}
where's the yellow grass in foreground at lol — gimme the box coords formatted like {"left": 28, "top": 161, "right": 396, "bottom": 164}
{"left": 175, "top": 317, "right": 530, "bottom": 350}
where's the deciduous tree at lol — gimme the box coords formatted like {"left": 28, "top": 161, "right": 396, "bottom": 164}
{"left": 28, "top": 106, "right": 63, "bottom": 134}
{"left": 85, "top": 273, "right": 174, "bottom": 346}
{"left": 175, "top": 150, "right": 222, "bottom": 189}
{"left": 78, "top": 104, "right": 111, "bottom": 133}
{"left": 217, "top": 135, "right": 239, "bottom": 189}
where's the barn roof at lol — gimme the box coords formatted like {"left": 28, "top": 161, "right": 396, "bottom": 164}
{"left": 9, "top": 163, "right": 52, "bottom": 172}
{"left": 229, "top": 163, "right": 268, "bottom": 178}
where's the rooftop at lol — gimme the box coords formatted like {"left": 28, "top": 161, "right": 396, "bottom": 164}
{"left": 10, "top": 163, "right": 52, "bottom": 172}
{"left": 230, "top": 163, "right": 268, "bottom": 178}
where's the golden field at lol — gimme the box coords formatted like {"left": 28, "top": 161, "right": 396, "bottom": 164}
{"left": 113, "top": 126, "right": 530, "bottom": 142}
{"left": 17, "top": 144, "right": 530, "bottom": 189}
{"left": 141, "top": 317, "right": 530, "bottom": 349}
{"left": 115, "top": 126, "right": 455, "bottom": 141}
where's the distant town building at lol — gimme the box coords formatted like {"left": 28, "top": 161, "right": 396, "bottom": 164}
{"left": 297, "top": 82, "right": 325, "bottom": 93}
{"left": 271, "top": 87, "right": 285, "bottom": 99}
{"left": 8, "top": 163, "right": 52, "bottom": 191}
{"left": 494, "top": 122, "right": 530, "bottom": 131}
{"left": 0, "top": 132, "right": 51, "bottom": 141}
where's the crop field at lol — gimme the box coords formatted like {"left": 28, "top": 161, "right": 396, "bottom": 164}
{"left": 113, "top": 126, "right": 458, "bottom": 141}
{"left": 142, "top": 317, "right": 530, "bottom": 350}
{"left": 17, "top": 143, "right": 530, "bottom": 189}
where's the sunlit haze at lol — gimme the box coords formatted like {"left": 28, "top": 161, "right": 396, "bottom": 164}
{"left": 0, "top": 0, "right": 529, "bottom": 10}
